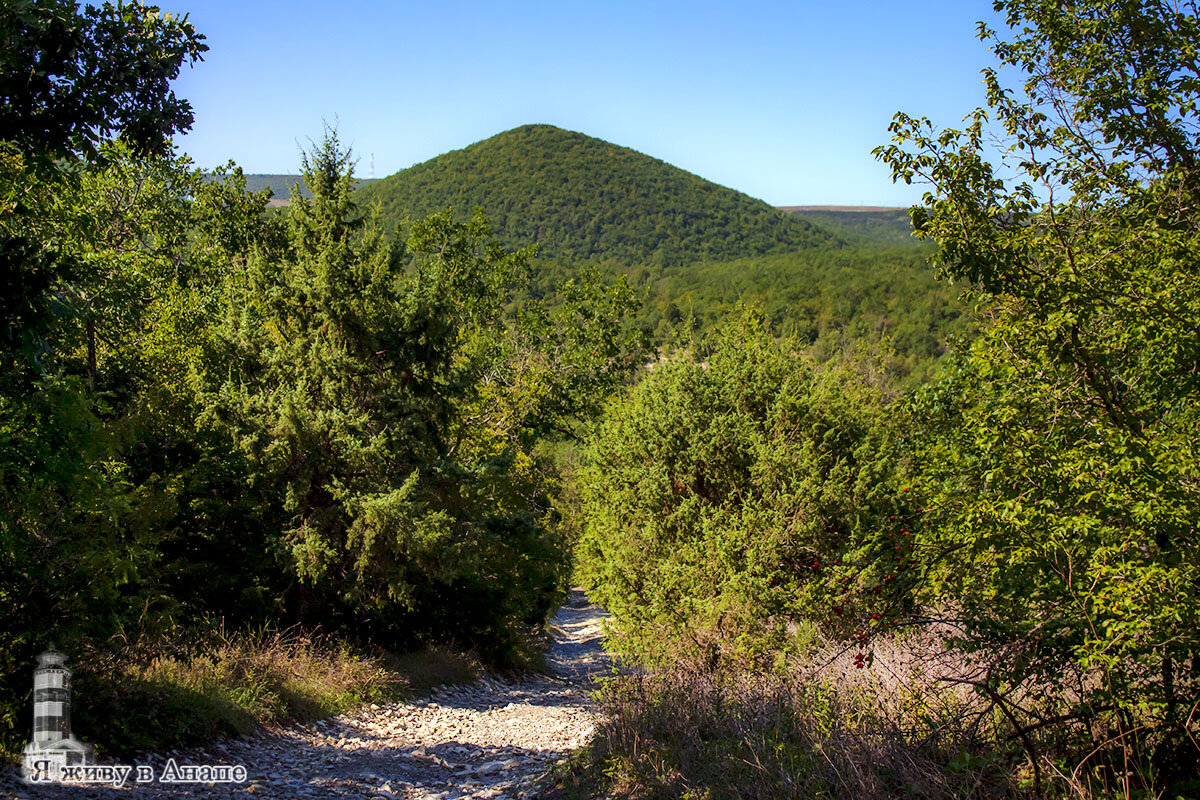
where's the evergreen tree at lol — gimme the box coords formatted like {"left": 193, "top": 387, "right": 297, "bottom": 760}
{"left": 212, "top": 132, "right": 645, "bottom": 654}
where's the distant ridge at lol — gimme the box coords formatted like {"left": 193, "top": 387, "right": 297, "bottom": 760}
{"left": 221, "top": 174, "right": 379, "bottom": 205}
{"left": 777, "top": 205, "right": 905, "bottom": 212}
{"left": 356, "top": 124, "right": 838, "bottom": 264}
{"left": 784, "top": 206, "right": 920, "bottom": 247}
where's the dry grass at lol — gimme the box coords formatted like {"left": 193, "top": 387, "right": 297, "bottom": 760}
{"left": 65, "top": 626, "right": 479, "bottom": 758}
{"left": 590, "top": 627, "right": 1021, "bottom": 800}
{"left": 572, "top": 621, "right": 1200, "bottom": 799}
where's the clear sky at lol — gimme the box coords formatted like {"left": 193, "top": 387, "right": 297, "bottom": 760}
{"left": 171, "top": 0, "right": 1004, "bottom": 207}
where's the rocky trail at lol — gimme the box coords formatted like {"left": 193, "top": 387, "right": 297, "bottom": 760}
{"left": 3, "top": 590, "right": 608, "bottom": 800}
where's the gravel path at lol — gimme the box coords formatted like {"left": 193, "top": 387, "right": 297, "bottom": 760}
{"left": 3, "top": 590, "right": 608, "bottom": 800}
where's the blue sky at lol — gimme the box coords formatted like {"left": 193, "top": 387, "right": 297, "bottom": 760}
{"left": 172, "top": 1, "right": 1003, "bottom": 207}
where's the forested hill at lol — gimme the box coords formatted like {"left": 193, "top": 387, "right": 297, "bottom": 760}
{"left": 356, "top": 124, "right": 838, "bottom": 264}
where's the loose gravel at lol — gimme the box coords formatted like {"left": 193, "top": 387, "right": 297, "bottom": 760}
{"left": 2, "top": 590, "right": 608, "bottom": 800}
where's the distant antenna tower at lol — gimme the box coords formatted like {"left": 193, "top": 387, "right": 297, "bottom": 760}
{"left": 369, "top": 153, "right": 375, "bottom": 179}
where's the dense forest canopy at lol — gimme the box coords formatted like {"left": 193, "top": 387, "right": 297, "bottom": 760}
{"left": 634, "top": 243, "right": 966, "bottom": 387}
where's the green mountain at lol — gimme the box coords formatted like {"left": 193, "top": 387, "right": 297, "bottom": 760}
{"left": 356, "top": 124, "right": 837, "bottom": 264}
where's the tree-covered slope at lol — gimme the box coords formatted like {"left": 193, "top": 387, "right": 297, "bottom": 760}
{"left": 634, "top": 243, "right": 967, "bottom": 388}
{"left": 357, "top": 124, "right": 838, "bottom": 264}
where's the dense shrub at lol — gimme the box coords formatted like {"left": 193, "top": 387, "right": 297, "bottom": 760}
{"left": 577, "top": 310, "right": 898, "bottom": 663}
